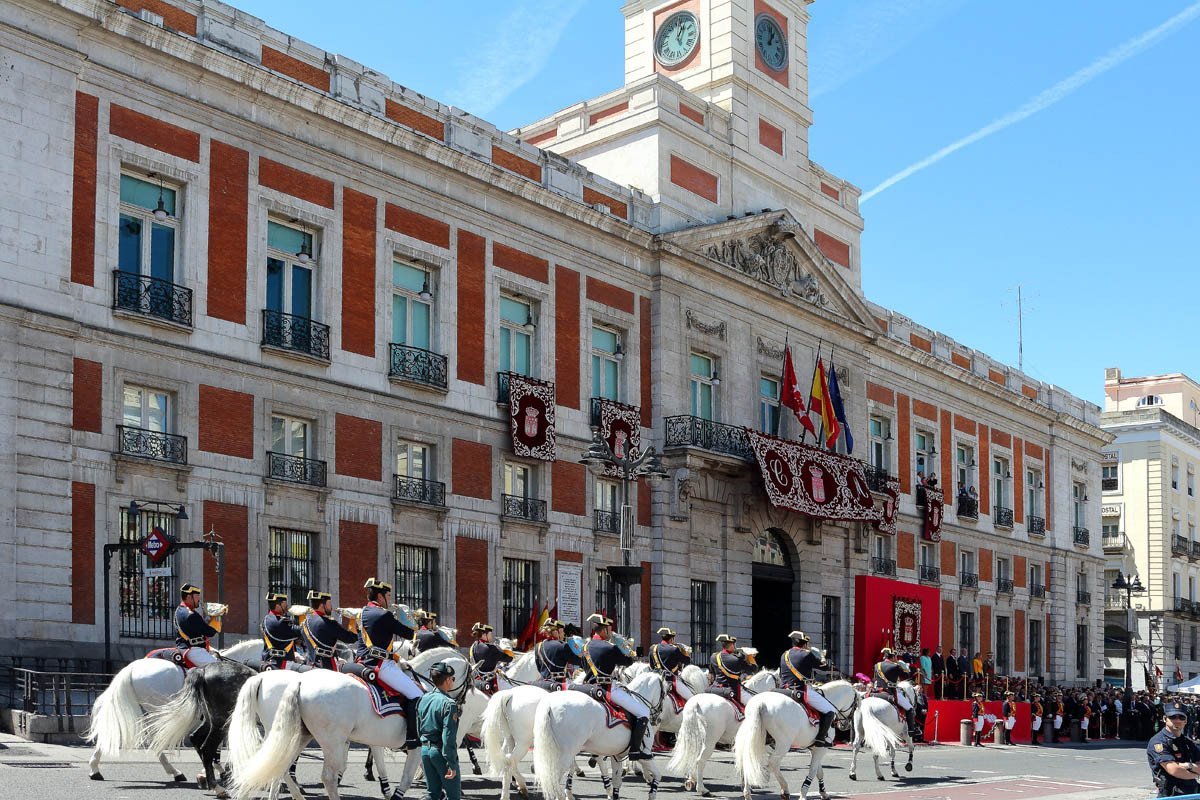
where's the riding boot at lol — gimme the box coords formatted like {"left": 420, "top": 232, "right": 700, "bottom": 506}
{"left": 908, "top": 715, "right": 921, "bottom": 741}
{"left": 974, "top": 730, "right": 984, "bottom": 747}
{"left": 627, "top": 717, "right": 652, "bottom": 761}
{"left": 403, "top": 697, "right": 421, "bottom": 750}
{"left": 812, "top": 711, "right": 835, "bottom": 747}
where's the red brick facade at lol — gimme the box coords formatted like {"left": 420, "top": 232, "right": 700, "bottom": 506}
{"left": 336, "top": 413, "right": 382, "bottom": 481}
{"left": 583, "top": 186, "right": 629, "bottom": 220}
{"left": 72, "top": 357, "right": 102, "bottom": 433}
{"left": 639, "top": 296, "right": 653, "bottom": 427}
{"left": 897, "top": 531, "right": 915, "bottom": 570}
{"left": 586, "top": 276, "right": 635, "bottom": 314}
{"left": 258, "top": 157, "right": 335, "bottom": 208}
{"left": 1014, "top": 608, "right": 1026, "bottom": 671}
{"left": 109, "top": 104, "right": 201, "bottom": 162}
{"left": 384, "top": 99, "right": 445, "bottom": 140}
{"left": 198, "top": 385, "right": 254, "bottom": 458}
{"left": 70, "top": 92, "right": 98, "bottom": 286}
{"left": 552, "top": 460, "right": 586, "bottom": 516}
{"left": 941, "top": 598, "right": 955, "bottom": 650}
{"left": 493, "top": 148, "right": 542, "bottom": 182}
{"left": 455, "top": 536, "right": 489, "bottom": 632}
{"left": 554, "top": 266, "right": 581, "bottom": 410}
{"left": 814, "top": 228, "right": 850, "bottom": 267}
{"left": 669, "top": 155, "right": 719, "bottom": 203}
{"left": 261, "top": 46, "right": 330, "bottom": 92}
{"left": 208, "top": 140, "right": 250, "bottom": 324}
{"left": 452, "top": 439, "right": 492, "bottom": 499}
{"left": 758, "top": 118, "right": 784, "bottom": 154}
{"left": 456, "top": 232, "right": 486, "bottom": 385}
{"left": 493, "top": 242, "right": 549, "bottom": 283}
{"left": 340, "top": 188, "right": 377, "bottom": 357}
{"left": 385, "top": 203, "right": 451, "bottom": 249}
{"left": 71, "top": 482, "right": 95, "bottom": 624}
{"left": 203, "top": 501, "right": 248, "bottom": 633}
{"left": 115, "top": 0, "right": 197, "bottom": 36}
{"left": 979, "top": 604, "right": 992, "bottom": 655}
{"left": 338, "top": 520, "right": 378, "bottom": 602}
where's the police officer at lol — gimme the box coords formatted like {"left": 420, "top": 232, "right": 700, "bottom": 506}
{"left": 779, "top": 631, "right": 836, "bottom": 747}
{"left": 414, "top": 610, "right": 456, "bottom": 652}
{"left": 355, "top": 578, "right": 423, "bottom": 749}
{"left": 417, "top": 661, "right": 461, "bottom": 800}
{"left": 301, "top": 590, "right": 356, "bottom": 670}
{"left": 534, "top": 619, "right": 578, "bottom": 690}
{"left": 1148, "top": 700, "right": 1200, "bottom": 797}
{"left": 971, "top": 691, "right": 986, "bottom": 747}
{"left": 707, "top": 634, "right": 754, "bottom": 706}
{"left": 1001, "top": 691, "right": 1016, "bottom": 745}
{"left": 1030, "top": 694, "right": 1044, "bottom": 746}
{"left": 175, "top": 583, "right": 218, "bottom": 667}
{"left": 468, "top": 623, "right": 513, "bottom": 695}
{"left": 649, "top": 627, "right": 694, "bottom": 703}
{"left": 873, "top": 647, "right": 917, "bottom": 738}
{"left": 583, "top": 613, "right": 652, "bottom": 761}
{"left": 261, "top": 592, "right": 307, "bottom": 671}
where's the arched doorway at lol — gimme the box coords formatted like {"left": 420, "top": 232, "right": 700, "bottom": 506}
{"left": 752, "top": 528, "right": 795, "bottom": 667}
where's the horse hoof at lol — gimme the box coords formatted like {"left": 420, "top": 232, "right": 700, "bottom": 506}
{"left": 364, "top": 772, "right": 374, "bottom": 782}
{"left": 197, "top": 774, "right": 208, "bottom": 789}
{"left": 905, "top": 763, "right": 913, "bottom": 773}
{"left": 473, "top": 765, "right": 483, "bottom": 776}
{"left": 588, "top": 756, "right": 598, "bottom": 768}
{"left": 215, "top": 790, "right": 229, "bottom": 800}
{"left": 701, "top": 791, "right": 712, "bottom": 798}
{"left": 174, "top": 774, "right": 188, "bottom": 783}
{"left": 89, "top": 773, "right": 104, "bottom": 781}
{"left": 879, "top": 775, "right": 887, "bottom": 781}
{"left": 684, "top": 779, "right": 695, "bottom": 791}
{"left": 848, "top": 774, "right": 856, "bottom": 781}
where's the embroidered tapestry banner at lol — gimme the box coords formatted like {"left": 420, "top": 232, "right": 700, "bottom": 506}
{"left": 509, "top": 374, "right": 556, "bottom": 462}
{"left": 922, "top": 485, "right": 944, "bottom": 542}
{"left": 873, "top": 475, "right": 900, "bottom": 536}
{"left": 596, "top": 399, "right": 641, "bottom": 478}
{"left": 894, "top": 598, "right": 922, "bottom": 650}
{"left": 746, "top": 429, "right": 880, "bottom": 523}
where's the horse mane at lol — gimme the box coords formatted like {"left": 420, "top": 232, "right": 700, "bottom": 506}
{"left": 627, "top": 667, "right": 667, "bottom": 700}
{"left": 409, "top": 646, "right": 463, "bottom": 673}
{"left": 507, "top": 650, "right": 535, "bottom": 672}
{"left": 680, "top": 663, "right": 709, "bottom": 694}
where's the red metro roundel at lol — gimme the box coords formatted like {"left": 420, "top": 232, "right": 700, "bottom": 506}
{"left": 140, "top": 526, "right": 173, "bottom": 564}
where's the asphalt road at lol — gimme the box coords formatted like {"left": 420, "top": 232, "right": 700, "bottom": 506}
{"left": 0, "top": 734, "right": 1160, "bottom": 800}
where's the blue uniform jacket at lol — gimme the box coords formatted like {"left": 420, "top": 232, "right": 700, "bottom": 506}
{"left": 584, "top": 637, "right": 633, "bottom": 682}
{"left": 535, "top": 639, "right": 579, "bottom": 678}
{"left": 780, "top": 647, "right": 825, "bottom": 689}
{"left": 302, "top": 611, "right": 357, "bottom": 666}
{"left": 356, "top": 602, "right": 413, "bottom": 663}
{"left": 175, "top": 604, "right": 217, "bottom": 648}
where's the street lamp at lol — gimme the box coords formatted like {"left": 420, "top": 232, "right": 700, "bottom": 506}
{"left": 581, "top": 426, "right": 668, "bottom": 637}
{"left": 1112, "top": 572, "right": 1146, "bottom": 691}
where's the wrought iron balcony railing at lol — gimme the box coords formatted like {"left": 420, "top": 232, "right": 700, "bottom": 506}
{"left": 262, "top": 309, "right": 330, "bottom": 361}
{"left": 267, "top": 451, "right": 327, "bottom": 487}
{"left": 957, "top": 496, "right": 979, "bottom": 520}
{"left": 1174, "top": 535, "right": 1190, "bottom": 557}
{"left": 994, "top": 505, "right": 1014, "bottom": 529}
{"left": 112, "top": 270, "right": 193, "bottom": 327}
{"left": 1073, "top": 526, "right": 1090, "bottom": 546}
{"left": 960, "top": 571, "right": 979, "bottom": 588}
{"left": 1077, "top": 590, "right": 1092, "bottom": 605}
{"left": 593, "top": 508, "right": 620, "bottom": 534}
{"left": 998, "top": 578, "right": 1015, "bottom": 595}
{"left": 501, "top": 493, "right": 547, "bottom": 523}
{"left": 664, "top": 415, "right": 753, "bottom": 461}
{"left": 1028, "top": 515, "right": 1046, "bottom": 536}
{"left": 919, "top": 565, "right": 940, "bottom": 583}
{"left": 1102, "top": 477, "right": 1119, "bottom": 492}
{"left": 392, "top": 474, "right": 446, "bottom": 507}
{"left": 1030, "top": 584, "right": 1046, "bottom": 599}
{"left": 1102, "top": 532, "right": 1128, "bottom": 552}
{"left": 589, "top": 397, "right": 641, "bottom": 428}
{"left": 1104, "top": 594, "right": 1127, "bottom": 611}
{"left": 1191, "top": 541, "right": 1200, "bottom": 561}
{"left": 116, "top": 425, "right": 187, "bottom": 465}
{"left": 388, "top": 344, "right": 448, "bottom": 390}
{"left": 864, "top": 465, "right": 895, "bottom": 493}
{"left": 1176, "top": 597, "right": 1193, "bottom": 615}
{"left": 870, "top": 557, "right": 896, "bottom": 577}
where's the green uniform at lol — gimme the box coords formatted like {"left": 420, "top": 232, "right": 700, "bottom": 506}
{"left": 416, "top": 688, "right": 460, "bottom": 800}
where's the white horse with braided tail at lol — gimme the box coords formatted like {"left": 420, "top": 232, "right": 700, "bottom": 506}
{"left": 848, "top": 681, "right": 916, "bottom": 782}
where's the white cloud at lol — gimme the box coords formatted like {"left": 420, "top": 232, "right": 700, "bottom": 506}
{"left": 445, "top": 0, "right": 585, "bottom": 117}
{"left": 862, "top": 2, "right": 1200, "bottom": 203}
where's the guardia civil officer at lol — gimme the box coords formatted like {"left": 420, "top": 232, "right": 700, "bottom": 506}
{"left": 175, "top": 583, "right": 218, "bottom": 667}
{"left": 706, "top": 634, "right": 754, "bottom": 705}
{"left": 417, "top": 661, "right": 461, "bottom": 800}
{"left": 468, "top": 622, "right": 513, "bottom": 694}
{"left": 583, "top": 613, "right": 653, "bottom": 761}
{"left": 534, "top": 619, "right": 579, "bottom": 690}
{"left": 301, "top": 590, "right": 356, "bottom": 670}
{"left": 1148, "top": 700, "right": 1200, "bottom": 797}
{"left": 649, "top": 627, "right": 694, "bottom": 703}
{"left": 261, "top": 592, "right": 308, "bottom": 671}
{"left": 779, "top": 631, "right": 836, "bottom": 747}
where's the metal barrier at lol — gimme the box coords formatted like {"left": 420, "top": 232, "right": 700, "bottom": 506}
{"left": 14, "top": 668, "right": 113, "bottom": 717}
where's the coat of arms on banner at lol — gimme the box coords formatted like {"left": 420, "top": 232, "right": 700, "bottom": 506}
{"left": 894, "top": 598, "right": 921, "bottom": 650}
{"left": 922, "top": 484, "right": 944, "bottom": 542}
{"left": 508, "top": 374, "right": 556, "bottom": 461}
{"left": 873, "top": 475, "right": 900, "bottom": 536}
{"left": 746, "top": 429, "right": 880, "bottom": 523}
{"left": 596, "top": 399, "right": 641, "bottom": 477}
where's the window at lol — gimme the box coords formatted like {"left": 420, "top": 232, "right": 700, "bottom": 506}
{"left": 1175, "top": 572, "right": 1182, "bottom": 601}
{"left": 118, "top": 504, "right": 179, "bottom": 639}
{"left": 759, "top": 376, "right": 781, "bottom": 434}
{"left": 961, "top": 549, "right": 976, "bottom": 576}
{"left": 1176, "top": 623, "right": 1184, "bottom": 661}
{"left": 271, "top": 414, "right": 311, "bottom": 458}
{"left": 1174, "top": 519, "right": 1182, "bottom": 541}
{"left": 1190, "top": 576, "right": 1196, "bottom": 603}
{"left": 1138, "top": 394, "right": 1163, "bottom": 407}
{"left": 691, "top": 580, "right": 716, "bottom": 662}
{"left": 392, "top": 261, "right": 433, "bottom": 349}
{"left": 689, "top": 353, "right": 716, "bottom": 420}
{"left": 1173, "top": 464, "right": 1181, "bottom": 491}
{"left": 869, "top": 417, "right": 891, "bottom": 471}
{"left": 502, "top": 558, "right": 539, "bottom": 640}
{"left": 1029, "top": 618, "right": 1042, "bottom": 675}
{"left": 504, "top": 462, "right": 534, "bottom": 499}
{"left": 996, "top": 615, "right": 1010, "bottom": 673}
{"left": 266, "top": 220, "right": 315, "bottom": 320}
{"left": 1026, "top": 467, "right": 1042, "bottom": 514}
{"left": 118, "top": 173, "right": 178, "bottom": 281}
{"left": 919, "top": 543, "right": 935, "bottom": 569}
{"left": 959, "top": 611, "right": 975, "bottom": 657}
{"left": 1076, "top": 570, "right": 1089, "bottom": 597}
{"left": 1102, "top": 463, "right": 1119, "bottom": 492}
{"left": 122, "top": 385, "right": 170, "bottom": 432}
{"left": 1193, "top": 627, "right": 1198, "bottom": 662}
{"left": 595, "top": 568, "right": 619, "bottom": 619}
{"left": 1073, "top": 483, "right": 1087, "bottom": 527}
{"left": 499, "top": 296, "right": 534, "bottom": 376}
{"left": 915, "top": 431, "right": 933, "bottom": 482}
{"left": 1103, "top": 521, "right": 1119, "bottom": 539}
{"left": 997, "top": 557, "right": 1010, "bottom": 584}
{"left": 394, "top": 544, "right": 437, "bottom": 614}
{"left": 591, "top": 327, "right": 622, "bottom": 400}
{"left": 1190, "top": 472, "right": 1196, "bottom": 497}
{"left": 268, "top": 527, "right": 319, "bottom": 605}
{"left": 1030, "top": 562, "right": 1043, "bottom": 589}
{"left": 956, "top": 444, "right": 975, "bottom": 492}
{"left": 873, "top": 534, "right": 893, "bottom": 561}
{"left": 1076, "top": 623, "right": 1088, "bottom": 678}
{"left": 1191, "top": 523, "right": 1197, "bottom": 545}
{"left": 396, "top": 440, "right": 431, "bottom": 479}
{"left": 993, "top": 456, "right": 1010, "bottom": 507}
{"left": 595, "top": 478, "right": 619, "bottom": 512}
{"left": 822, "top": 596, "right": 841, "bottom": 667}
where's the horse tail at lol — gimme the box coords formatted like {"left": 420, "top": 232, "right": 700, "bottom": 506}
{"left": 230, "top": 680, "right": 307, "bottom": 796}
{"left": 532, "top": 700, "right": 567, "bottom": 800}
{"left": 861, "top": 703, "right": 902, "bottom": 759}
{"left": 227, "top": 672, "right": 266, "bottom": 774}
{"left": 733, "top": 697, "right": 770, "bottom": 788}
{"left": 141, "top": 668, "right": 205, "bottom": 753}
{"left": 665, "top": 699, "right": 706, "bottom": 777}
{"left": 85, "top": 663, "right": 143, "bottom": 757}
{"left": 479, "top": 688, "right": 512, "bottom": 779}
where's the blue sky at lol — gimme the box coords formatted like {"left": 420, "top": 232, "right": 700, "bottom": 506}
{"left": 231, "top": 1, "right": 1200, "bottom": 405}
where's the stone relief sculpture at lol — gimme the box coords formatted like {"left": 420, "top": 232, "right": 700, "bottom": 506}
{"left": 703, "top": 221, "right": 832, "bottom": 311}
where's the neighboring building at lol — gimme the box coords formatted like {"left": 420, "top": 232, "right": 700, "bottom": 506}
{"left": 1102, "top": 369, "right": 1200, "bottom": 688}
{"left": 0, "top": 0, "right": 1107, "bottom": 682}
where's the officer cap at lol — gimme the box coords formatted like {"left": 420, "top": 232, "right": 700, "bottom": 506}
{"left": 540, "top": 617, "right": 557, "bottom": 629}
{"left": 307, "top": 590, "right": 332, "bottom": 603}
{"left": 265, "top": 592, "right": 288, "bottom": 604}
{"left": 789, "top": 630, "right": 810, "bottom": 642}
{"left": 551, "top": 620, "right": 566, "bottom": 630}
{"left": 972, "top": 691, "right": 983, "bottom": 698}
{"left": 880, "top": 647, "right": 895, "bottom": 657}
{"left": 1004, "top": 691, "right": 1015, "bottom": 697}
{"left": 587, "top": 613, "right": 613, "bottom": 627}
{"left": 364, "top": 577, "right": 393, "bottom": 593}
{"left": 429, "top": 661, "right": 454, "bottom": 679}
{"left": 657, "top": 627, "right": 676, "bottom": 638}
{"left": 715, "top": 633, "right": 737, "bottom": 644}
{"left": 1165, "top": 701, "right": 1188, "bottom": 717}
{"left": 180, "top": 583, "right": 201, "bottom": 596}
{"left": 472, "top": 622, "right": 494, "bottom": 634}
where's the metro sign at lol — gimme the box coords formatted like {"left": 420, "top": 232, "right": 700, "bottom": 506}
{"left": 140, "top": 526, "right": 174, "bottom": 564}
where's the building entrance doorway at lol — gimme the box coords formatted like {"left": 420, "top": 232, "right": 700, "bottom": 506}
{"left": 752, "top": 529, "right": 795, "bottom": 667}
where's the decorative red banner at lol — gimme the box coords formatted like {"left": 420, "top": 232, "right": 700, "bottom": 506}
{"left": 923, "top": 484, "right": 944, "bottom": 542}
{"left": 596, "top": 399, "right": 641, "bottom": 478}
{"left": 873, "top": 475, "right": 900, "bottom": 536}
{"left": 894, "top": 598, "right": 922, "bottom": 650}
{"left": 509, "top": 374, "right": 556, "bottom": 462}
{"left": 746, "top": 429, "right": 880, "bottom": 523}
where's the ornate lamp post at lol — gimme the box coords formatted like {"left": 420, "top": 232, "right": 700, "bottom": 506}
{"left": 581, "top": 427, "right": 668, "bottom": 638}
{"left": 1111, "top": 572, "right": 1146, "bottom": 691}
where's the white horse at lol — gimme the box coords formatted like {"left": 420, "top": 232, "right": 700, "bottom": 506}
{"left": 733, "top": 679, "right": 860, "bottom": 800}
{"left": 84, "top": 637, "right": 262, "bottom": 782}
{"left": 230, "top": 647, "right": 476, "bottom": 800}
{"left": 848, "top": 682, "right": 916, "bottom": 782}
{"left": 667, "top": 669, "right": 791, "bottom": 796}
{"left": 532, "top": 670, "right": 670, "bottom": 800}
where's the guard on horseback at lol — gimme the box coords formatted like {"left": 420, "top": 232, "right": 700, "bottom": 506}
{"left": 534, "top": 619, "right": 579, "bottom": 690}
{"left": 778, "top": 631, "right": 836, "bottom": 747}
{"left": 873, "top": 647, "right": 918, "bottom": 739}
{"left": 414, "top": 610, "right": 456, "bottom": 652}
{"left": 468, "top": 623, "right": 513, "bottom": 695}
{"left": 650, "top": 626, "right": 694, "bottom": 703}
{"left": 355, "top": 578, "right": 423, "bottom": 749}
{"left": 706, "top": 634, "right": 753, "bottom": 708}
{"left": 582, "top": 613, "right": 654, "bottom": 761}
{"left": 300, "top": 590, "right": 356, "bottom": 670}
{"left": 174, "top": 583, "right": 217, "bottom": 667}
{"left": 261, "top": 592, "right": 308, "bottom": 671}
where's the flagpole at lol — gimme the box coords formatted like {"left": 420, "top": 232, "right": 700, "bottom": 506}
{"left": 777, "top": 333, "right": 789, "bottom": 438}
{"left": 812, "top": 341, "right": 824, "bottom": 446}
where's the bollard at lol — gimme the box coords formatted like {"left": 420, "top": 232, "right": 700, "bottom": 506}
{"left": 960, "top": 719, "right": 972, "bottom": 746}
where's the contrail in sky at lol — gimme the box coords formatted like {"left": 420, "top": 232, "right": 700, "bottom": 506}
{"left": 861, "top": 2, "right": 1200, "bottom": 203}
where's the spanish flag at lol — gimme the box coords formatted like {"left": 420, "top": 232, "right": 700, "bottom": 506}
{"left": 809, "top": 357, "right": 841, "bottom": 449}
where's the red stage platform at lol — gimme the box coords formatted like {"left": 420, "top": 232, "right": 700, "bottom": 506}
{"left": 923, "top": 700, "right": 1032, "bottom": 744}
{"left": 852, "top": 574, "right": 941, "bottom": 678}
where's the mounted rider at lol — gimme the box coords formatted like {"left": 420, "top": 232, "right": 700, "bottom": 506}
{"left": 355, "top": 577, "right": 423, "bottom": 749}
{"left": 582, "top": 613, "right": 653, "bottom": 761}
{"left": 706, "top": 634, "right": 754, "bottom": 707}
{"left": 778, "top": 631, "right": 836, "bottom": 747}
{"left": 650, "top": 627, "right": 694, "bottom": 703}
{"left": 873, "top": 647, "right": 918, "bottom": 738}
{"left": 534, "top": 619, "right": 579, "bottom": 690}
{"left": 174, "top": 583, "right": 218, "bottom": 667}
{"left": 414, "top": 609, "right": 456, "bottom": 652}
{"left": 468, "top": 622, "right": 513, "bottom": 694}
{"left": 300, "top": 589, "right": 356, "bottom": 670}
{"left": 261, "top": 592, "right": 308, "bottom": 671}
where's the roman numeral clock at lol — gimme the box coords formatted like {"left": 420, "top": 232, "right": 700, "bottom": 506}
{"left": 754, "top": 12, "right": 788, "bottom": 72}
{"left": 654, "top": 10, "right": 700, "bottom": 67}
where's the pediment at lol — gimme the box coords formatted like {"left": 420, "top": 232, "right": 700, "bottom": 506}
{"left": 664, "top": 212, "right": 882, "bottom": 333}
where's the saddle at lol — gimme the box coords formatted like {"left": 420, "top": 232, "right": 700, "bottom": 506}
{"left": 568, "top": 683, "right": 629, "bottom": 729}
{"left": 664, "top": 674, "right": 689, "bottom": 714}
{"left": 347, "top": 674, "right": 406, "bottom": 718}
{"left": 146, "top": 647, "right": 188, "bottom": 671}
{"left": 771, "top": 686, "right": 822, "bottom": 727}
{"left": 473, "top": 673, "right": 501, "bottom": 696}
{"left": 706, "top": 686, "right": 745, "bottom": 721}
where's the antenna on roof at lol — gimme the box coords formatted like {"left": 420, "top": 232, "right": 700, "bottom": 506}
{"left": 1017, "top": 285, "right": 1024, "bottom": 373}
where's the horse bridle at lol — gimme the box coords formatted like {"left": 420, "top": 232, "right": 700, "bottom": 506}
{"left": 411, "top": 661, "right": 473, "bottom": 707}
{"left": 626, "top": 671, "right": 669, "bottom": 726}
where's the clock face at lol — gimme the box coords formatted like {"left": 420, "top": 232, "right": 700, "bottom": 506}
{"left": 754, "top": 13, "right": 788, "bottom": 73}
{"left": 654, "top": 10, "right": 700, "bottom": 68}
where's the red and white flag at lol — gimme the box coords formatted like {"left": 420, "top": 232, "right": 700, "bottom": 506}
{"left": 1177, "top": 663, "right": 1185, "bottom": 682}
{"left": 780, "top": 346, "right": 815, "bottom": 439}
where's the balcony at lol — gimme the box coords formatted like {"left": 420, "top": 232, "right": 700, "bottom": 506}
{"left": 116, "top": 425, "right": 187, "bottom": 465}
{"left": 1102, "top": 532, "right": 1129, "bottom": 553}
{"left": 960, "top": 571, "right": 979, "bottom": 588}
{"left": 1176, "top": 597, "right": 1194, "bottom": 615}
{"left": 388, "top": 344, "right": 448, "bottom": 390}
{"left": 864, "top": 465, "right": 896, "bottom": 494}
{"left": 112, "top": 270, "right": 193, "bottom": 327}
{"left": 501, "top": 493, "right": 547, "bottom": 524}
{"left": 1173, "top": 535, "right": 1190, "bottom": 557}
{"left": 1030, "top": 584, "right": 1046, "bottom": 599}
{"left": 262, "top": 309, "right": 330, "bottom": 361}
{"left": 267, "top": 451, "right": 327, "bottom": 487}
{"left": 593, "top": 508, "right": 620, "bottom": 534}
{"left": 392, "top": 475, "right": 446, "bottom": 507}
{"left": 664, "top": 415, "right": 752, "bottom": 461}
{"left": 1073, "top": 526, "right": 1091, "bottom": 547}
{"left": 956, "top": 496, "right": 979, "bottom": 520}
{"left": 870, "top": 557, "right": 896, "bottom": 577}
{"left": 1028, "top": 515, "right": 1046, "bottom": 536}
{"left": 998, "top": 578, "right": 1015, "bottom": 595}
{"left": 589, "top": 397, "right": 641, "bottom": 428}
{"left": 993, "top": 505, "right": 1014, "bottom": 529}
{"left": 1077, "top": 590, "right": 1092, "bottom": 605}
{"left": 1104, "top": 594, "right": 1127, "bottom": 611}
{"left": 919, "top": 565, "right": 940, "bottom": 584}
{"left": 1191, "top": 541, "right": 1200, "bottom": 562}
{"left": 1102, "top": 477, "right": 1119, "bottom": 492}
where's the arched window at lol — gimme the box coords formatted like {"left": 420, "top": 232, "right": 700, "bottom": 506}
{"left": 753, "top": 529, "right": 789, "bottom": 567}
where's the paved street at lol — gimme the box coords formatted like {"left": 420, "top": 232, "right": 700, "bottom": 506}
{"left": 0, "top": 734, "right": 1158, "bottom": 800}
